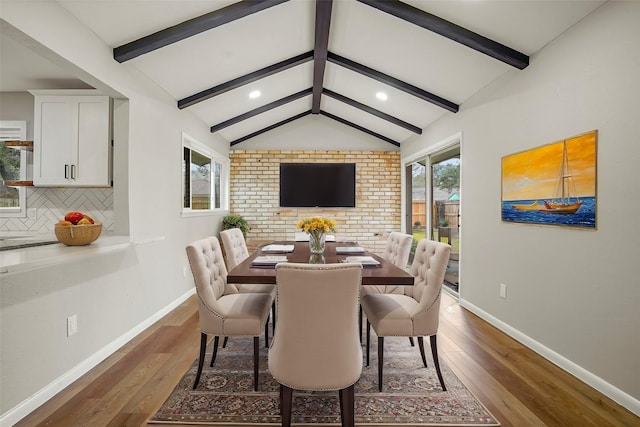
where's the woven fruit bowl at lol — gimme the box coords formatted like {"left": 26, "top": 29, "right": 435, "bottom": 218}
{"left": 55, "top": 223, "right": 102, "bottom": 246}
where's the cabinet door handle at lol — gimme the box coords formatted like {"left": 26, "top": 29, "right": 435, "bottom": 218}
{"left": 65, "top": 164, "right": 69, "bottom": 179}
{"left": 71, "top": 165, "right": 76, "bottom": 180}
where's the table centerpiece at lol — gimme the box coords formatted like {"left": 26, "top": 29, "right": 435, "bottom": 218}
{"left": 296, "top": 216, "right": 336, "bottom": 254}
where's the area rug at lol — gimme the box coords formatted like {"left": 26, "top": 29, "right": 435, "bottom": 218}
{"left": 149, "top": 333, "right": 500, "bottom": 426}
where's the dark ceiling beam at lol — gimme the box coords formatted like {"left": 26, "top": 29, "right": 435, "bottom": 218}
{"left": 210, "top": 88, "right": 312, "bottom": 132}
{"left": 114, "top": 0, "right": 289, "bottom": 62}
{"left": 311, "top": 0, "right": 333, "bottom": 113}
{"left": 356, "top": 0, "right": 529, "bottom": 70}
{"left": 327, "top": 52, "right": 458, "bottom": 113}
{"left": 230, "top": 111, "right": 312, "bottom": 146}
{"left": 323, "top": 88, "right": 421, "bottom": 134}
{"left": 320, "top": 111, "right": 400, "bottom": 147}
{"left": 178, "top": 51, "right": 313, "bottom": 109}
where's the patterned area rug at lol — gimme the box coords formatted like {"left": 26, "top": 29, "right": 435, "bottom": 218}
{"left": 149, "top": 333, "right": 499, "bottom": 426}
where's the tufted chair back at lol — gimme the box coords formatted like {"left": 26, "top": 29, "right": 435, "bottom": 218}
{"left": 363, "top": 231, "right": 413, "bottom": 296}
{"left": 220, "top": 228, "right": 250, "bottom": 270}
{"left": 185, "top": 236, "right": 229, "bottom": 331}
{"left": 409, "top": 239, "right": 451, "bottom": 335}
{"left": 381, "top": 231, "right": 413, "bottom": 269}
{"left": 269, "top": 263, "right": 363, "bottom": 391}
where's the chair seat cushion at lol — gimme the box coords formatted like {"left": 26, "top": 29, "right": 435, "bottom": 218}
{"left": 361, "top": 294, "right": 417, "bottom": 336}
{"left": 202, "top": 293, "right": 272, "bottom": 336}
{"left": 237, "top": 284, "right": 277, "bottom": 298}
{"left": 361, "top": 285, "right": 405, "bottom": 296}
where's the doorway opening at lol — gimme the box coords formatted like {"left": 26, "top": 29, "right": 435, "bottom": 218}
{"left": 405, "top": 143, "right": 460, "bottom": 295}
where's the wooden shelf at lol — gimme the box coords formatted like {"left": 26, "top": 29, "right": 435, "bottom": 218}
{"left": 4, "top": 140, "right": 34, "bottom": 151}
{"left": 2, "top": 180, "right": 34, "bottom": 187}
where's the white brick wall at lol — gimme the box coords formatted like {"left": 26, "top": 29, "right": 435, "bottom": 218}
{"left": 230, "top": 150, "right": 402, "bottom": 254}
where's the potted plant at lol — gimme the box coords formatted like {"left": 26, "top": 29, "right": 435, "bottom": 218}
{"left": 222, "top": 215, "right": 249, "bottom": 237}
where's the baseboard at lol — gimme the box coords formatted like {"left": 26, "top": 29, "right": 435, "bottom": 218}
{"left": 0, "top": 288, "right": 196, "bottom": 427}
{"left": 459, "top": 298, "right": 640, "bottom": 417}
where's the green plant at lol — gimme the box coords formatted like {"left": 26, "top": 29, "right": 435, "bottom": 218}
{"left": 222, "top": 215, "right": 249, "bottom": 237}
{"left": 413, "top": 220, "right": 422, "bottom": 227}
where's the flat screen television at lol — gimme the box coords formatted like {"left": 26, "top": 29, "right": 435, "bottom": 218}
{"left": 280, "top": 163, "right": 356, "bottom": 208}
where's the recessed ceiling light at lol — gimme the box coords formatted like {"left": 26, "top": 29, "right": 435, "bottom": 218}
{"left": 249, "top": 90, "right": 261, "bottom": 99}
{"left": 376, "top": 92, "right": 388, "bottom": 101}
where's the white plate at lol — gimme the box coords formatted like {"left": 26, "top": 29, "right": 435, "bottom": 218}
{"left": 251, "top": 255, "right": 288, "bottom": 266}
{"left": 343, "top": 256, "right": 380, "bottom": 266}
{"left": 336, "top": 246, "right": 365, "bottom": 254}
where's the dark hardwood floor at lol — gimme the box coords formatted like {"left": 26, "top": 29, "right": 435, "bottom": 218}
{"left": 15, "top": 292, "right": 639, "bottom": 426}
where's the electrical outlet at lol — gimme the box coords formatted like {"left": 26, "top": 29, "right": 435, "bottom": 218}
{"left": 500, "top": 283, "right": 507, "bottom": 299}
{"left": 67, "top": 315, "right": 78, "bottom": 336}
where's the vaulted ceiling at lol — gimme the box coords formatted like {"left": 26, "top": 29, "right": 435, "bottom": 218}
{"left": 1, "top": 0, "right": 606, "bottom": 147}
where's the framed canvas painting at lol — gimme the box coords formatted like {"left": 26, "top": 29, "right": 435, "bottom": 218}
{"left": 501, "top": 130, "right": 597, "bottom": 229}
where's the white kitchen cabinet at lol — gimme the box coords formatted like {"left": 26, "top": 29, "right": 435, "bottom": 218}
{"left": 31, "top": 90, "right": 111, "bottom": 187}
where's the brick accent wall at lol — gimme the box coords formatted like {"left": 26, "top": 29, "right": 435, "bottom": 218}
{"left": 230, "top": 150, "right": 402, "bottom": 254}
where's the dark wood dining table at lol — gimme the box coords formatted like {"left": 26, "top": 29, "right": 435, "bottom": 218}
{"left": 227, "top": 241, "right": 414, "bottom": 286}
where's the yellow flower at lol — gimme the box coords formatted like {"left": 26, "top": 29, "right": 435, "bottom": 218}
{"left": 296, "top": 217, "right": 336, "bottom": 233}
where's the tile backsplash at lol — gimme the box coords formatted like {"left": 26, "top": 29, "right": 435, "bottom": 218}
{"left": 0, "top": 187, "right": 114, "bottom": 233}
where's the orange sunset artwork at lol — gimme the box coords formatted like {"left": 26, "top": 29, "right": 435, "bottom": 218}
{"left": 501, "top": 130, "right": 597, "bottom": 228}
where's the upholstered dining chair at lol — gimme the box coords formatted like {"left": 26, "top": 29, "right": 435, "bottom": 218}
{"left": 269, "top": 263, "right": 363, "bottom": 427}
{"left": 361, "top": 239, "right": 451, "bottom": 392}
{"left": 220, "top": 228, "right": 277, "bottom": 333}
{"left": 359, "top": 231, "right": 413, "bottom": 339}
{"left": 185, "top": 236, "right": 273, "bottom": 391}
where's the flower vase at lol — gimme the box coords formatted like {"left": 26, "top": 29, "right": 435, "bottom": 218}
{"left": 309, "top": 253, "right": 325, "bottom": 264}
{"left": 309, "top": 232, "right": 326, "bottom": 254}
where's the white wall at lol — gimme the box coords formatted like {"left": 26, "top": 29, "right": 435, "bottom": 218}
{"left": 232, "top": 113, "right": 400, "bottom": 151}
{"left": 0, "top": 2, "right": 229, "bottom": 421}
{"left": 402, "top": 1, "right": 639, "bottom": 413}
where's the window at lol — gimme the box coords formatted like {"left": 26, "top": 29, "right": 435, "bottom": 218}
{"left": 0, "top": 121, "right": 28, "bottom": 217}
{"left": 182, "top": 133, "right": 228, "bottom": 215}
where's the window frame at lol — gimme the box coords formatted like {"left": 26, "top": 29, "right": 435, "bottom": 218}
{"left": 181, "top": 132, "right": 229, "bottom": 217}
{"left": 0, "top": 121, "right": 28, "bottom": 218}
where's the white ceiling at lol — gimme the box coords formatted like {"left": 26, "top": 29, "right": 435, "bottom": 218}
{"left": 0, "top": 0, "right": 606, "bottom": 147}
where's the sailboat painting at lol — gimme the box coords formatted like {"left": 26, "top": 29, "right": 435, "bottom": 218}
{"left": 501, "top": 130, "right": 597, "bottom": 228}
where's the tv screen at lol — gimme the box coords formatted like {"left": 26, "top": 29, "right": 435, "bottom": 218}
{"left": 280, "top": 163, "right": 356, "bottom": 208}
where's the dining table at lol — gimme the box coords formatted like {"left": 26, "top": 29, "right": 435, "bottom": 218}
{"left": 227, "top": 241, "right": 414, "bottom": 286}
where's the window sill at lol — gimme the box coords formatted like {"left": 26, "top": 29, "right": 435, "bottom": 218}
{"left": 181, "top": 209, "right": 229, "bottom": 218}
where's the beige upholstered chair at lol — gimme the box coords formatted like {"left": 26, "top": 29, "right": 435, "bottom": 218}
{"left": 269, "top": 263, "right": 363, "bottom": 427}
{"left": 359, "top": 232, "right": 413, "bottom": 338}
{"left": 185, "top": 236, "right": 273, "bottom": 391}
{"left": 361, "top": 239, "right": 451, "bottom": 392}
{"left": 220, "top": 227, "right": 277, "bottom": 331}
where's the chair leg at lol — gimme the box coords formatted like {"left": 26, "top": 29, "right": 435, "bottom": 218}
{"left": 366, "top": 320, "right": 371, "bottom": 367}
{"left": 377, "top": 336, "right": 384, "bottom": 392}
{"left": 193, "top": 332, "right": 207, "bottom": 389}
{"left": 339, "top": 384, "right": 355, "bottom": 427}
{"left": 222, "top": 336, "right": 229, "bottom": 348}
{"left": 359, "top": 305, "right": 363, "bottom": 343}
{"left": 280, "top": 384, "right": 293, "bottom": 427}
{"left": 417, "top": 336, "right": 428, "bottom": 368}
{"left": 430, "top": 335, "right": 447, "bottom": 391}
{"left": 409, "top": 337, "right": 415, "bottom": 346}
{"left": 272, "top": 301, "right": 276, "bottom": 335}
{"left": 253, "top": 336, "right": 260, "bottom": 391}
{"left": 210, "top": 335, "right": 220, "bottom": 367}
{"left": 265, "top": 319, "right": 270, "bottom": 348}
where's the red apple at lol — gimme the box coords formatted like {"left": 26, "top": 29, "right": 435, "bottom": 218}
{"left": 64, "top": 211, "right": 84, "bottom": 225}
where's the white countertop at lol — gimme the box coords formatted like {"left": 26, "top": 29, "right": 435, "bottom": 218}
{"left": 0, "top": 235, "right": 133, "bottom": 275}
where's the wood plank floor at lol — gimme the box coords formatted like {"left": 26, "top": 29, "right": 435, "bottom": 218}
{"left": 15, "top": 292, "right": 639, "bottom": 427}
